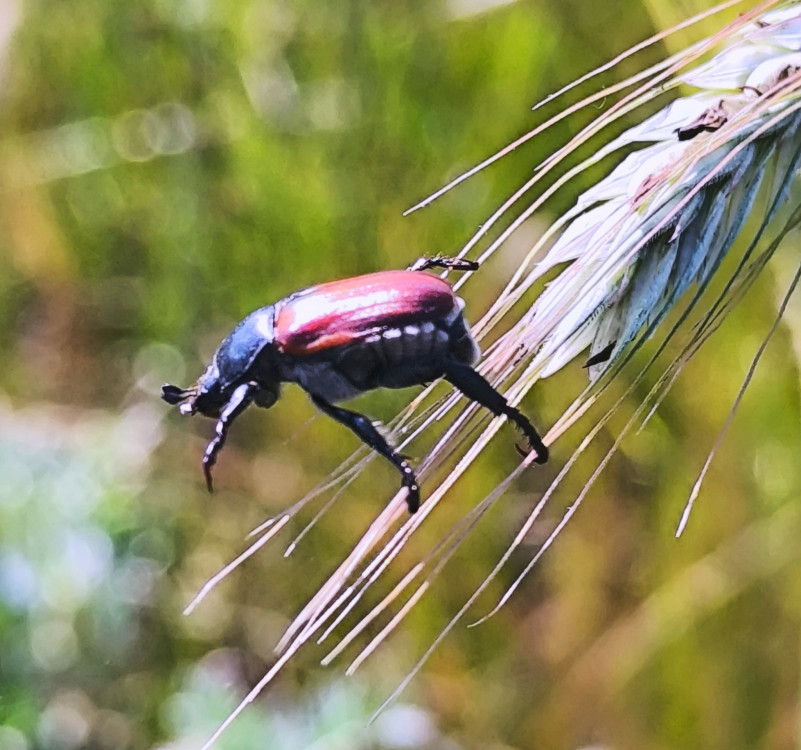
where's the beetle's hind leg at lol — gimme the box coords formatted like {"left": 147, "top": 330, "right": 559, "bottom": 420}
{"left": 202, "top": 383, "right": 255, "bottom": 492}
{"left": 407, "top": 256, "right": 480, "bottom": 273}
{"left": 441, "top": 360, "right": 548, "bottom": 464}
{"left": 310, "top": 395, "right": 421, "bottom": 513}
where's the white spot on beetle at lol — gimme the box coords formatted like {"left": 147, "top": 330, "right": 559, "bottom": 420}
{"left": 403, "top": 325, "right": 421, "bottom": 358}
{"left": 382, "top": 328, "right": 404, "bottom": 363}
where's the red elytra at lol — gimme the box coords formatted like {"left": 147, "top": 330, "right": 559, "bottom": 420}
{"left": 274, "top": 270, "right": 458, "bottom": 356}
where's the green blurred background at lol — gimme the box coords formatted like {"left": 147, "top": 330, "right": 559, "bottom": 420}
{"left": 2, "top": 0, "right": 801, "bottom": 748}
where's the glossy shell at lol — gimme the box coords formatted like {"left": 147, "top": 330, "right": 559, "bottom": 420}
{"left": 274, "top": 270, "right": 458, "bottom": 356}
{"left": 212, "top": 308, "right": 274, "bottom": 388}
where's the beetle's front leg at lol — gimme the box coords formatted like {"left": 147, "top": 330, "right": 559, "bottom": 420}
{"left": 407, "top": 256, "right": 480, "bottom": 273}
{"left": 310, "top": 395, "right": 421, "bottom": 513}
{"left": 202, "top": 383, "right": 256, "bottom": 492}
{"left": 441, "top": 360, "right": 548, "bottom": 464}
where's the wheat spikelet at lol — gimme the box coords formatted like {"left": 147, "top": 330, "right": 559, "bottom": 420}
{"left": 194, "top": 2, "right": 801, "bottom": 746}
{"left": 527, "top": 8, "right": 801, "bottom": 383}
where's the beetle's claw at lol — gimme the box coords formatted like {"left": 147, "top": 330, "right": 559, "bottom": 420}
{"left": 515, "top": 440, "right": 549, "bottom": 464}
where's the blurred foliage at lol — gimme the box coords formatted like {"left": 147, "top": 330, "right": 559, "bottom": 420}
{"left": 1, "top": 1, "right": 801, "bottom": 749}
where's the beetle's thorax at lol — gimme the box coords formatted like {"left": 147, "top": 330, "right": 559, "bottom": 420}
{"left": 216, "top": 306, "right": 276, "bottom": 378}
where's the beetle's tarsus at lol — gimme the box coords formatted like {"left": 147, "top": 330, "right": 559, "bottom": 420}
{"left": 506, "top": 405, "right": 549, "bottom": 464}
{"left": 203, "top": 459, "right": 215, "bottom": 493}
{"left": 407, "top": 256, "right": 480, "bottom": 273}
{"left": 202, "top": 437, "right": 219, "bottom": 493}
{"left": 200, "top": 382, "right": 255, "bottom": 493}
{"left": 441, "top": 360, "right": 548, "bottom": 464}
{"left": 311, "top": 394, "right": 421, "bottom": 514}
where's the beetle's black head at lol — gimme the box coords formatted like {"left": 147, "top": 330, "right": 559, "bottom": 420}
{"left": 161, "top": 307, "right": 281, "bottom": 418}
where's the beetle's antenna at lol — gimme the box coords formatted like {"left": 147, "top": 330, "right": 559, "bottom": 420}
{"left": 202, "top": 383, "right": 256, "bottom": 492}
{"left": 161, "top": 383, "right": 195, "bottom": 405}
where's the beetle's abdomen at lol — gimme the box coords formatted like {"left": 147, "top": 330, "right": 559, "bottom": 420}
{"left": 274, "top": 271, "right": 457, "bottom": 356}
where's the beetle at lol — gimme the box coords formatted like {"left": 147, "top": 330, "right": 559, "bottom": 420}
{"left": 162, "top": 257, "right": 548, "bottom": 513}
